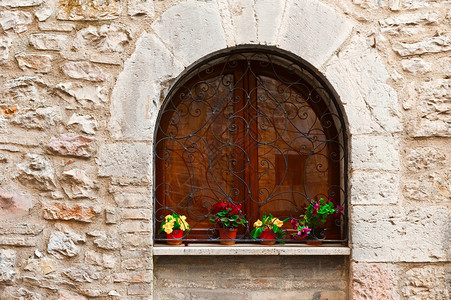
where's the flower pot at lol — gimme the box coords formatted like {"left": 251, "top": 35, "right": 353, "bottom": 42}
{"left": 306, "top": 228, "right": 324, "bottom": 246}
{"left": 218, "top": 228, "right": 237, "bottom": 245}
{"left": 260, "top": 229, "right": 276, "bottom": 245}
{"left": 166, "top": 229, "right": 184, "bottom": 245}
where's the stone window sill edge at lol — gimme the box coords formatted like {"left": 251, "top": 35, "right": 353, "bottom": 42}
{"left": 153, "top": 244, "right": 350, "bottom": 256}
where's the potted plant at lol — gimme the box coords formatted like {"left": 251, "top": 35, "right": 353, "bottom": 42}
{"left": 292, "top": 197, "right": 338, "bottom": 245}
{"left": 251, "top": 213, "right": 289, "bottom": 245}
{"left": 209, "top": 201, "right": 247, "bottom": 245}
{"left": 158, "top": 213, "right": 190, "bottom": 245}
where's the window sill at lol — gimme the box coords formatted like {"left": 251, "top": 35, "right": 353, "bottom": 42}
{"left": 153, "top": 243, "right": 350, "bottom": 256}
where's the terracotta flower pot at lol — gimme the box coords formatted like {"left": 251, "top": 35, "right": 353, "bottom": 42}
{"left": 218, "top": 228, "right": 237, "bottom": 245}
{"left": 306, "top": 228, "right": 324, "bottom": 246}
{"left": 260, "top": 228, "right": 277, "bottom": 245}
{"left": 166, "top": 229, "right": 184, "bottom": 245}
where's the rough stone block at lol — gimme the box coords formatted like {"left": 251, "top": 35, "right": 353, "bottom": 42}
{"left": 73, "top": 24, "right": 131, "bottom": 53}
{"left": 109, "top": 32, "right": 184, "bottom": 140}
{"left": 88, "top": 231, "right": 120, "bottom": 250}
{"left": 0, "top": 236, "right": 39, "bottom": 247}
{"left": 277, "top": 0, "right": 354, "bottom": 68}
{"left": 61, "top": 168, "right": 97, "bottom": 199}
{"left": 254, "top": 0, "right": 284, "bottom": 43}
{"left": 105, "top": 206, "right": 118, "bottom": 224}
{"left": 39, "top": 22, "right": 75, "bottom": 32}
{"left": 1, "top": 287, "right": 42, "bottom": 300}
{"left": 123, "top": 233, "right": 152, "bottom": 249}
{"left": 58, "top": 290, "right": 88, "bottom": 300}
{"left": 380, "top": 12, "right": 438, "bottom": 29}
{"left": 85, "top": 250, "right": 116, "bottom": 269}
{"left": 120, "top": 221, "right": 151, "bottom": 233}
{"left": 5, "top": 76, "right": 48, "bottom": 104}
{"left": 151, "top": 1, "right": 227, "bottom": 66}
{"left": 401, "top": 58, "right": 432, "bottom": 74}
{"left": 121, "top": 208, "right": 152, "bottom": 220}
{"left": 409, "top": 79, "right": 451, "bottom": 137}
{"left": 47, "top": 133, "right": 95, "bottom": 158}
{"left": 128, "top": 0, "right": 154, "bottom": 17}
{"left": 0, "top": 189, "right": 33, "bottom": 220}
{"left": 61, "top": 61, "right": 106, "bottom": 81}
{"left": 350, "top": 171, "right": 399, "bottom": 205}
{"left": 30, "top": 34, "right": 68, "bottom": 51}
{"left": 0, "top": 223, "right": 44, "bottom": 235}
{"left": 121, "top": 250, "right": 152, "bottom": 270}
{"left": 226, "top": 0, "right": 257, "bottom": 45}
{"left": 402, "top": 0, "right": 444, "bottom": 10}
{"left": 35, "top": 3, "right": 52, "bottom": 21}
{"left": 0, "top": 249, "right": 16, "bottom": 284}
{"left": 405, "top": 147, "right": 446, "bottom": 171}
{"left": 15, "top": 53, "right": 52, "bottom": 73}
{"left": 351, "top": 262, "right": 401, "bottom": 300}
{"left": 12, "top": 107, "right": 61, "bottom": 130}
{"left": 47, "top": 226, "right": 85, "bottom": 259}
{"left": 63, "top": 265, "right": 101, "bottom": 283}
{"left": 112, "top": 272, "right": 152, "bottom": 283}
{"left": 127, "top": 283, "right": 152, "bottom": 296}
{"left": 0, "top": 0, "right": 43, "bottom": 7}
{"left": 24, "top": 252, "right": 54, "bottom": 275}
{"left": 55, "top": 81, "right": 107, "bottom": 108}
{"left": 402, "top": 265, "right": 450, "bottom": 299}
{"left": 97, "top": 143, "right": 151, "bottom": 178}
{"left": 351, "top": 135, "right": 400, "bottom": 171}
{"left": 42, "top": 201, "right": 99, "bottom": 223}
{"left": 324, "top": 35, "right": 402, "bottom": 135}
{"left": 393, "top": 35, "right": 451, "bottom": 56}
{"left": 67, "top": 114, "right": 98, "bottom": 135}
{"left": 352, "top": 206, "right": 449, "bottom": 262}
{"left": 57, "top": 0, "right": 121, "bottom": 21}
{"left": 403, "top": 172, "right": 450, "bottom": 202}
{"left": 17, "top": 154, "right": 56, "bottom": 191}
{"left": 0, "top": 11, "right": 32, "bottom": 33}
{"left": 0, "top": 36, "right": 11, "bottom": 63}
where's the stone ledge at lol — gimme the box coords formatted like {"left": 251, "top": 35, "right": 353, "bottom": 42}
{"left": 153, "top": 243, "right": 350, "bottom": 256}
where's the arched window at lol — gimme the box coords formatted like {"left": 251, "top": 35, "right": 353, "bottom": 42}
{"left": 154, "top": 49, "right": 347, "bottom": 243}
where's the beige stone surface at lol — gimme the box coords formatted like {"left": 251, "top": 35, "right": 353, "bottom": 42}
{"left": 109, "top": 32, "right": 184, "bottom": 140}
{"left": 351, "top": 262, "right": 401, "bottom": 299}
{"left": 352, "top": 206, "right": 450, "bottom": 262}
{"left": 15, "top": 53, "right": 52, "bottom": 73}
{"left": 151, "top": 0, "right": 227, "bottom": 66}
{"left": 278, "top": 0, "right": 354, "bottom": 68}
{"left": 0, "top": 189, "right": 33, "bottom": 220}
{"left": 0, "top": 0, "right": 448, "bottom": 298}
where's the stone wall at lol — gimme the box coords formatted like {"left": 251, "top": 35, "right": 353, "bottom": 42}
{"left": 0, "top": 0, "right": 449, "bottom": 299}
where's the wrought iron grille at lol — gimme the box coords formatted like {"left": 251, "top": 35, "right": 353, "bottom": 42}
{"left": 154, "top": 49, "right": 348, "bottom": 243}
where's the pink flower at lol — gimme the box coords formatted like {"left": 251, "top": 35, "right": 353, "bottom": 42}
{"left": 334, "top": 205, "right": 343, "bottom": 218}
{"left": 312, "top": 202, "right": 319, "bottom": 215}
{"left": 298, "top": 227, "right": 311, "bottom": 239}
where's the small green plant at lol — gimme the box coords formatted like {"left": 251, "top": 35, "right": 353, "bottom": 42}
{"left": 251, "top": 212, "right": 289, "bottom": 240}
{"left": 209, "top": 202, "right": 247, "bottom": 228}
{"left": 291, "top": 197, "right": 340, "bottom": 239}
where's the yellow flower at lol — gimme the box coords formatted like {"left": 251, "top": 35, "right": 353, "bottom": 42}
{"left": 178, "top": 218, "right": 189, "bottom": 231}
{"left": 164, "top": 227, "right": 173, "bottom": 234}
{"left": 274, "top": 219, "right": 284, "bottom": 228}
{"left": 254, "top": 219, "right": 262, "bottom": 228}
{"left": 165, "top": 215, "right": 174, "bottom": 222}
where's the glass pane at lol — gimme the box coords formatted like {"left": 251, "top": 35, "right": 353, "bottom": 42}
{"left": 254, "top": 76, "right": 330, "bottom": 220}
{"left": 155, "top": 74, "right": 238, "bottom": 237}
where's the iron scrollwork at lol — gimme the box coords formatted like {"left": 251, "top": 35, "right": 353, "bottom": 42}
{"left": 154, "top": 50, "right": 348, "bottom": 243}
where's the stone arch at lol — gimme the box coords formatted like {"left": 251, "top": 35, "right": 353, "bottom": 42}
{"left": 109, "top": 0, "right": 402, "bottom": 261}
